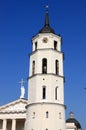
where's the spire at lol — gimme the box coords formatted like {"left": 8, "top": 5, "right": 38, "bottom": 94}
{"left": 44, "top": 6, "right": 50, "bottom": 27}
{"left": 39, "top": 6, "right": 55, "bottom": 33}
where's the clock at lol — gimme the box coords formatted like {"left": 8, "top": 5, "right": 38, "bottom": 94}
{"left": 42, "top": 37, "right": 48, "bottom": 43}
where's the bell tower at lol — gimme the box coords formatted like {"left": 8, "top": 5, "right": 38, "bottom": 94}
{"left": 25, "top": 10, "right": 66, "bottom": 130}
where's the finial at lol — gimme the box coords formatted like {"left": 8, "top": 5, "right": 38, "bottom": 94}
{"left": 69, "top": 112, "right": 74, "bottom": 119}
{"left": 45, "top": 5, "right": 49, "bottom": 12}
{"left": 44, "top": 5, "right": 49, "bottom": 27}
{"left": 19, "top": 79, "right": 26, "bottom": 99}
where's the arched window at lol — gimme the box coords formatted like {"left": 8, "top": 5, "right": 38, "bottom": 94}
{"left": 54, "top": 41, "right": 57, "bottom": 50}
{"left": 55, "top": 87, "right": 58, "bottom": 100}
{"left": 55, "top": 60, "right": 59, "bottom": 75}
{"left": 46, "top": 111, "right": 49, "bottom": 118}
{"left": 32, "top": 61, "right": 35, "bottom": 75}
{"left": 35, "top": 42, "right": 37, "bottom": 50}
{"left": 42, "top": 58, "right": 47, "bottom": 74}
{"left": 42, "top": 86, "right": 46, "bottom": 99}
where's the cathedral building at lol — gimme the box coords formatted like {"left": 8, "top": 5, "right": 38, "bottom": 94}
{"left": 0, "top": 10, "right": 82, "bottom": 130}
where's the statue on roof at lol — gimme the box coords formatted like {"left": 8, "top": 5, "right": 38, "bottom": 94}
{"left": 19, "top": 79, "right": 25, "bottom": 99}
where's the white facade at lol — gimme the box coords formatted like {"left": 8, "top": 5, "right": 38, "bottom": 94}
{"left": 25, "top": 11, "right": 66, "bottom": 130}
{"left": 66, "top": 123, "right": 77, "bottom": 130}
{"left": 0, "top": 99, "right": 82, "bottom": 130}
{"left": 0, "top": 99, "right": 27, "bottom": 130}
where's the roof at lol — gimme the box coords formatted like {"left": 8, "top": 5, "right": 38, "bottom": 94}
{"left": 66, "top": 118, "right": 81, "bottom": 129}
{"left": 39, "top": 11, "right": 55, "bottom": 34}
{"left": 0, "top": 98, "right": 28, "bottom": 114}
{"left": 66, "top": 112, "right": 81, "bottom": 129}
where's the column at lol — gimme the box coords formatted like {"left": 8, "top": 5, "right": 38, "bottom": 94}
{"left": 12, "top": 119, "right": 16, "bottom": 130}
{"left": 2, "top": 119, "right": 7, "bottom": 130}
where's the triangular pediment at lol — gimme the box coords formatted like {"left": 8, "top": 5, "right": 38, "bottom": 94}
{"left": 0, "top": 98, "right": 28, "bottom": 114}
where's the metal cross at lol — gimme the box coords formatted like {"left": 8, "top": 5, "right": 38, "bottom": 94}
{"left": 19, "top": 78, "right": 25, "bottom": 87}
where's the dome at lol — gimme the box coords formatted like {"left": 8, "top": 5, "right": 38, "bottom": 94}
{"left": 66, "top": 112, "right": 81, "bottom": 129}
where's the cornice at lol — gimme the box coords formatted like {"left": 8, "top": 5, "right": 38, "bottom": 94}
{"left": 29, "top": 48, "right": 63, "bottom": 57}
{"left": 28, "top": 73, "right": 64, "bottom": 81}
{"left": 0, "top": 110, "right": 26, "bottom": 114}
{"left": 26, "top": 102, "right": 66, "bottom": 109}
{"left": 0, "top": 98, "right": 28, "bottom": 114}
{"left": 32, "top": 33, "right": 62, "bottom": 42}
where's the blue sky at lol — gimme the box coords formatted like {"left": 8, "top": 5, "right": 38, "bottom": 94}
{"left": 0, "top": 0, "right": 86, "bottom": 129}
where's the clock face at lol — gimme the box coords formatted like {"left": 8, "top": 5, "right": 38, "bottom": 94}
{"left": 42, "top": 37, "right": 48, "bottom": 43}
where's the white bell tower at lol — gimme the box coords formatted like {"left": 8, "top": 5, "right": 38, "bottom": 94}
{"left": 25, "top": 10, "right": 66, "bottom": 130}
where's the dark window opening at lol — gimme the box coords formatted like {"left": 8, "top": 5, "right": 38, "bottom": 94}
{"left": 35, "top": 42, "right": 37, "bottom": 50}
{"left": 32, "top": 61, "right": 35, "bottom": 75}
{"left": 42, "top": 87, "right": 46, "bottom": 99}
{"left": 55, "top": 60, "right": 59, "bottom": 75}
{"left": 54, "top": 41, "right": 57, "bottom": 50}
{"left": 55, "top": 87, "right": 58, "bottom": 100}
{"left": 42, "top": 58, "right": 47, "bottom": 74}
{"left": 46, "top": 111, "right": 49, "bottom": 118}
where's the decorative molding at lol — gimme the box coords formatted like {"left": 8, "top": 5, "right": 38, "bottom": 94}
{"left": 29, "top": 48, "right": 63, "bottom": 57}
{"left": 0, "top": 99, "right": 27, "bottom": 114}
{"left": 28, "top": 73, "right": 64, "bottom": 80}
{"left": 26, "top": 102, "right": 66, "bottom": 109}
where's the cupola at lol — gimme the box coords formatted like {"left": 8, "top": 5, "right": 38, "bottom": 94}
{"left": 66, "top": 112, "right": 82, "bottom": 129}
